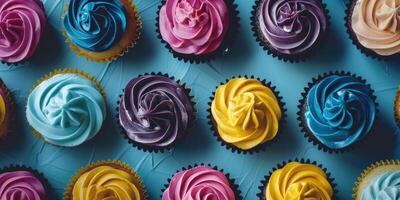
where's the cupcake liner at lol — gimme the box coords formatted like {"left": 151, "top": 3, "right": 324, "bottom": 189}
{"left": 0, "top": 79, "right": 14, "bottom": 141}
{"left": 353, "top": 160, "right": 400, "bottom": 200}
{"left": 394, "top": 88, "right": 400, "bottom": 127}
{"left": 64, "top": 0, "right": 142, "bottom": 62}
{"left": 63, "top": 160, "right": 148, "bottom": 200}
{"left": 250, "top": 0, "right": 331, "bottom": 63}
{"left": 161, "top": 164, "right": 243, "bottom": 200}
{"left": 345, "top": 0, "right": 398, "bottom": 60}
{"left": 28, "top": 68, "right": 106, "bottom": 146}
{"left": 0, "top": 165, "right": 54, "bottom": 200}
{"left": 155, "top": 0, "right": 240, "bottom": 64}
{"left": 297, "top": 71, "right": 379, "bottom": 154}
{"left": 116, "top": 72, "right": 197, "bottom": 153}
{"left": 207, "top": 75, "right": 287, "bottom": 154}
{"left": 257, "top": 158, "right": 338, "bottom": 200}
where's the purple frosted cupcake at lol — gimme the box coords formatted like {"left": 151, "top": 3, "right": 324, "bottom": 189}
{"left": 251, "top": 0, "right": 329, "bottom": 62}
{"left": 117, "top": 73, "right": 195, "bottom": 152}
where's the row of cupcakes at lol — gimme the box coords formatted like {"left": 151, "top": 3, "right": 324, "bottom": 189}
{"left": 0, "top": 68, "right": 388, "bottom": 154}
{"left": 1, "top": 159, "right": 399, "bottom": 199}
{"left": 1, "top": 0, "right": 398, "bottom": 65}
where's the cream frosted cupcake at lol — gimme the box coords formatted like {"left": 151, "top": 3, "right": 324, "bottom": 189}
{"left": 63, "top": 0, "right": 141, "bottom": 62}
{"left": 353, "top": 160, "right": 400, "bottom": 200}
{"left": 209, "top": 76, "right": 285, "bottom": 153}
{"left": 346, "top": 0, "right": 400, "bottom": 58}
{"left": 26, "top": 69, "right": 106, "bottom": 147}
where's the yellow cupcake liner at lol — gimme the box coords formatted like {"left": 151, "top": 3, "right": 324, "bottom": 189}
{"left": 0, "top": 79, "right": 13, "bottom": 140}
{"left": 64, "top": 0, "right": 142, "bottom": 63}
{"left": 29, "top": 68, "right": 106, "bottom": 145}
{"left": 63, "top": 160, "right": 148, "bottom": 200}
{"left": 353, "top": 160, "right": 400, "bottom": 200}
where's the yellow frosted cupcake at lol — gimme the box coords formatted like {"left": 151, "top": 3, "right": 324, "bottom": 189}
{"left": 353, "top": 160, "right": 400, "bottom": 200}
{"left": 210, "top": 76, "right": 284, "bottom": 153}
{"left": 63, "top": 0, "right": 141, "bottom": 62}
{"left": 259, "top": 160, "right": 335, "bottom": 200}
{"left": 63, "top": 160, "right": 147, "bottom": 200}
{"left": 0, "top": 79, "right": 13, "bottom": 140}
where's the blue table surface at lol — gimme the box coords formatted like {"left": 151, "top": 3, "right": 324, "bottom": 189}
{"left": 0, "top": 0, "right": 399, "bottom": 199}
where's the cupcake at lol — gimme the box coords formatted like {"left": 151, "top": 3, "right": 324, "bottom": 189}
{"left": 0, "top": 79, "right": 12, "bottom": 140}
{"left": 0, "top": 0, "right": 46, "bottom": 65}
{"left": 251, "top": 0, "right": 329, "bottom": 62}
{"left": 63, "top": 0, "right": 141, "bottom": 62}
{"left": 0, "top": 166, "right": 52, "bottom": 200}
{"left": 258, "top": 159, "right": 336, "bottom": 200}
{"left": 26, "top": 69, "right": 106, "bottom": 147}
{"left": 394, "top": 87, "right": 400, "bottom": 126}
{"left": 156, "top": 0, "right": 240, "bottom": 63}
{"left": 64, "top": 160, "right": 147, "bottom": 200}
{"left": 298, "top": 72, "right": 377, "bottom": 153}
{"left": 118, "top": 73, "right": 196, "bottom": 152}
{"left": 353, "top": 160, "right": 400, "bottom": 200}
{"left": 346, "top": 0, "right": 400, "bottom": 59}
{"left": 162, "top": 165, "right": 242, "bottom": 200}
{"left": 209, "top": 76, "right": 285, "bottom": 153}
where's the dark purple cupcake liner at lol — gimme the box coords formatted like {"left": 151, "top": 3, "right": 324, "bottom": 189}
{"left": 207, "top": 75, "right": 287, "bottom": 154}
{"left": 297, "top": 71, "right": 379, "bottom": 154}
{"left": 257, "top": 158, "right": 338, "bottom": 200}
{"left": 161, "top": 164, "right": 243, "bottom": 200}
{"left": 155, "top": 0, "right": 240, "bottom": 64}
{"left": 0, "top": 165, "right": 54, "bottom": 200}
{"left": 250, "top": 0, "right": 331, "bottom": 63}
{"left": 345, "top": 0, "right": 399, "bottom": 60}
{"left": 116, "top": 72, "right": 197, "bottom": 153}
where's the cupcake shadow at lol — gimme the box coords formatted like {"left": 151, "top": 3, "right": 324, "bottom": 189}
{"left": 175, "top": 119, "right": 214, "bottom": 155}
{"left": 30, "top": 24, "right": 65, "bottom": 66}
{"left": 218, "top": 30, "right": 254, "bottom": 65}
{"left": 311, "top": 26, "right": 347, "bottom": 65}
{"left": 125, "top": 29, "right": 156, "bottom": 64}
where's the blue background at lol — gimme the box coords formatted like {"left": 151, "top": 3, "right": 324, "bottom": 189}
{"left": 0, "top": 0, "right": 399, "bottom": 199}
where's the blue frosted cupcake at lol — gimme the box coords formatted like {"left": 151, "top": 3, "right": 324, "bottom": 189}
{"left": 26, "top": 69, "right": 106, "bottom": 147}
{"left": 63, "top": 0, "right": 141, "bottom": 62}
{"left": 298, "top": 71, "right": 377, "bottom": 153}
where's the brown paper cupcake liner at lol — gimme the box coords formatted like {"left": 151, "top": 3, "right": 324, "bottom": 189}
{"left": 63, "top": 160, "right": 148, "bottom": 200}
{"left": 64, "top": 0, "right": 142, "bottom": 63}
{"left": 116, "top": 72, "right": 197, "bottom": 153}
{"left": 353, "top": 160, "right": 400, "bottom": 200}
{"left": 257, "top": 158, "right": 338, "bottom": 200}
{"left": 28, "top": 68, "right": 106, "bottom": 146}
{"left": 155, "top": 0, "right": 240, "bottom": 64}
{"left": 345, "top": 0, "right": 399, "bottom": 60}
{"left": 251, "top": 0, "right": 331, "bottom": 63}
{"left": 394, "top": 87, "right": 400, "bottom": 127}
{"left": 0, "top": 165, "right": 54, "bottom": 200}
{"left": 207, "top": 75, "right": 287, "bottom": 154}
{"left": 161, "top": 164, "right": 242, "bottom": 200}
{"left": 297, "top": 71, "right": 379, "bottom": 154}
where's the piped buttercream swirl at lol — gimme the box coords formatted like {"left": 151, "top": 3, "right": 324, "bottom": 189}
{"left": 0, "top": 171, "right": 46, "bottom": 200}
{"left": 361, "top": 171, "right": 400, "bottom": 200}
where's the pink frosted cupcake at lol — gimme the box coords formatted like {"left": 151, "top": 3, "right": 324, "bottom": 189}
{"left": 157, "top": 0, "right": 239, "bottom": 63}
{"left": 0, "top": 0, "right": 46, "bottom": 65}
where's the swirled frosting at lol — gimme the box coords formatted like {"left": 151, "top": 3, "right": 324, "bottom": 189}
{"left": 26, "top": 73, "right": 106, "bottom": 147}
{"left": 119, "top": 75, "right": 194, "bottom": 148}
{"left": 351, "top": 0, "right": 400, "bottom": 56}
{"left": 64, "top": 0, "right": 127, "bottom": 52}
{"left": 162, "top": 166, "right": 235, "bottom": 200}
{"left": 305, "top": 75, "right": 375, "bottom": 149}
{"left": 72, "top": 165, "right": 142, "bottom": 200}
{"left": 266, "top": 162, "right": 333, "bottom": 200}
{"left": 0, "top": 171, "right": 46, "bottom": 200}
{"left": 0, "top": 0, "right": 46, "bottom": 63}
{"left": 361, "top": 171, "right": 400, "bottom": 200}
{"left": 159, "top": 0, "right": 229, "bottom": 55}
{"left": 211, "top": 78, "right": 282, "bottom": 150}
{"left": 258, "top": 0, "right": 327, "bottom": 55}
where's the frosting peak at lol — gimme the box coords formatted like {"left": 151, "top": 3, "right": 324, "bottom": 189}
{"left": 211, "top": 78, "right": 282, "bottom": 150}
{"left": 0, "top": 171, "right": 46, "bottom": 200}
{"left": 159, "top": 0, "right": 229, "bottom": 55}
{"left": 0, "top": 0, "right": 46, "bottom": 63}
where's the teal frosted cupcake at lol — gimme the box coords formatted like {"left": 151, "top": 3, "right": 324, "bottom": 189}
{"left": 26, "top": 69, "right": 106, "bottom": 147}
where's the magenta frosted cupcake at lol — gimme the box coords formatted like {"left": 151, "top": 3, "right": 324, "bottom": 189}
{"left": 251, "top": 0, "right": 329, "bottom": 62}
{"left": 156, "top": 0, "right": 239, "bottom": 63}
{"left": 117, "top": 73, "right": 196, "bottom": 152}
{"left": 162, "top": 165, "right": 242, "bottom": 200}
{"left": 0, "top": 0, "right": 46, "bottom": 65}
